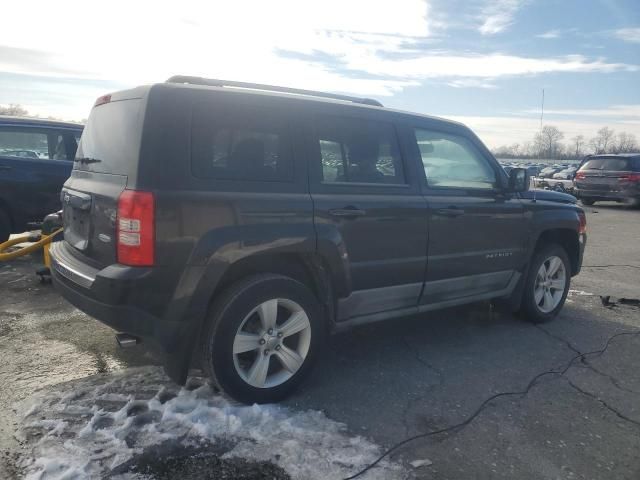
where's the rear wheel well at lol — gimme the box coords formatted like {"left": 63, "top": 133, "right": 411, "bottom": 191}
{"left": 213, "top": 253, "right": 335, "bottom": 323}
{"left": 534, "top": 229, "right": 579, "bottom": 275}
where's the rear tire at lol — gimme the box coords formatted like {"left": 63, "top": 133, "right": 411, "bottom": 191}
{"left": 623, "top": 197, "right": 640, "bottom": 208}
{"left": 200, "top": 274, "right": 325, "bottom": 404}
{"left": 580, "top": 198, "right": 595, "bottom": 206}
{"left": 0, "top": 209, "right": 11, "bottom": 244}
{"left": 521, "top": 244, "right": 571, "bottom": 324}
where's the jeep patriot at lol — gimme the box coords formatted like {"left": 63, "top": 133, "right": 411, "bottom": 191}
{"left": 50, "top": 77, "right": 587, "bottom": 403}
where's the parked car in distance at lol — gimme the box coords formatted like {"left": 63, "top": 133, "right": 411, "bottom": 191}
{"left": 50, "top": 77, "right": 587, "bottom": 404}
{"left": 575, "top": 153, "right": 640, "bottom": 206}
{"left": 552, "top": 166, "right": 578, "bottom": 180}
{"left": 0, "top": 116, "right": 83, "bottom": 242}
{"left": 539, "top": 166, "right": 562, "bottom": 178}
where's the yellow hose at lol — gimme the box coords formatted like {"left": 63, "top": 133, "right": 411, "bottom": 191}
{"left": 0, "top": 228, "right": 63, "bottom": 261}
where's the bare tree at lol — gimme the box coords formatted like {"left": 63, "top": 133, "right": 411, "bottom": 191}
{"left": 571, "top": 135, "right": 585, "bottom": 158}
{"left": 589, "top": 127, "right": 615, "bottom": 154}
{"left": 534, "top": 125, "right": 564, "bottom": 158}
{"left": 0, "top": 104, "right": 28, "bottom": 116}
{"left": 614, "top": 132, "right": 638, "bottom": 153}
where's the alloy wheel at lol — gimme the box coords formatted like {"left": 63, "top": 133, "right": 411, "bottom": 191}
{"left": 232, "top": 298, "right": 312, "bottom": 389}
{"left": 533, "top": 255, "right": 567, "bottom": 313}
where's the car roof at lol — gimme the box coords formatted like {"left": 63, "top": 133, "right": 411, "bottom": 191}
{"left": 0, "top": 115, "right": 83, "bottom": 130}
{"left": 135, "top": 81, "right": 469, "bottom": 131}
{"left": 588, "top": 153, "right": 640, "bottom": 159}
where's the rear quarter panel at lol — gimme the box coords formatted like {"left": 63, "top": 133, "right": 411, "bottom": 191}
{"left": 143, "top": 85, "right": 316, "bottom": 324}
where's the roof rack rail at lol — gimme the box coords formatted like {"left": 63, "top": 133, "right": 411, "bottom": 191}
{"left": 165, "top": 75, "right": 383, "bottom": 107}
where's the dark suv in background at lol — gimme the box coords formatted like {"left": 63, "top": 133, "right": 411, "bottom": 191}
{"left": 575, "top": 154, "right": 640, "bottom": 206}
{"left": 0, "top": 116, "right": 83, "bottom": 242}
{"left": 50, "top": 77, "right": 586, "bottom": 403}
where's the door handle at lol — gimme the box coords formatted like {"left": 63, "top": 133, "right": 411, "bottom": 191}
{"left": 329, "top": 206, "right": 367, "bottom": 218}
{"left": 434, "top": 207, "right": 465, "bottom": 218}
{"left": 0, "top": 165, "right": 12, "bottom": 171}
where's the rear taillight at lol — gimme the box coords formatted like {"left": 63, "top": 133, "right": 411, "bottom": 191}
{"left": 618, "top": 173, "right": 640, "bottom": 182}
{"left": 117, "top": 190, "right": 155, "bottom": 266}
{"left": 575, "top": 171, "right": 586, "bottom": 180}
{"left": 578, "top": 211, "right": 587, "bottom": 235}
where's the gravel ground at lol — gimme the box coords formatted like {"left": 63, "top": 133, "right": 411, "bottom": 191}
{"left": 1, "top": 201, "right": 639, "bottom": 479}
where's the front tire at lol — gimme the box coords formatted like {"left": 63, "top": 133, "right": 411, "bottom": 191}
{"left": 521, "top": 244, "right": 571, "bottom": 324}
{"left": 201, "top": 274, "right": 324, "bottom": 404}
{"left": 580, "top": 198, "right": 595, "bottom": 206}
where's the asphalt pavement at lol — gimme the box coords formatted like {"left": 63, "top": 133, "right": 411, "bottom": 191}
{"left": 1, "top": 201, "right": 639, "bottom": 479}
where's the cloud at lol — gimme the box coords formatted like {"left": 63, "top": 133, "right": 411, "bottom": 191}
{"left": 1, "top": 0, "right": 638, "bottom": 122}
{"left": 478, "top": 0, "right": 527, "bottom": 35}
{"left": 0, "top": 0, "right": 431, "bottom": 97}
{"left": 521, "top": 104, "right": 640, "bottom": 118}
{"left": 446, "top": 78, "right": 497, "bottom": 89}
{"left": 611, "top": 27, "right": 640, "bottom": 43}
{"left": 445, "top": 112, "right": 640, "bottom": 148}
{"left": 338, "top": 52, "right": 637, "bottom": 80}
{"left": 536, "top": 30, "right": 562, "bottom": 39}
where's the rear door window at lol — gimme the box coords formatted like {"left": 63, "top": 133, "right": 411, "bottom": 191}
{"left": 0, "top": 128, "right": 75, "bottom": 160}
{"left": 191, "top": 104, "right": 293, "bottom": 182}
{"left": 315, "top": 115, "right": 405, "bottom": 185}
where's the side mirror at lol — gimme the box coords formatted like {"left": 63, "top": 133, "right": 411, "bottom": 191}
{"left": 508, "top": 167, "right": 530, "bottom": 192}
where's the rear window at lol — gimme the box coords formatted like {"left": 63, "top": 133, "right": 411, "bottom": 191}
{"left": 191, "top": 103, "right": 293, "bottom": 182}
{"left": 579, "top": 157, "right": 632, "bottom": 172}
{"left": 75, "top": 99, "right": 143, "bottom": 176}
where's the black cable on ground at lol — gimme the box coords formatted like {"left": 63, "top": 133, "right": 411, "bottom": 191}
{"left": 342, "top": 330, "right": 640, "bottom": 480}
{"left": 582, "top": 264, "right": 640, "bottom": 269}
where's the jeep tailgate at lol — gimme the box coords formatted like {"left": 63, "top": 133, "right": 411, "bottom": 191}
{"left": 61, "top": 97, "right": 144, "bottom": 266}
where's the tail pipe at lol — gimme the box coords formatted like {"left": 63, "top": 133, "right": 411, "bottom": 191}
{"left": 115, "top": 333, "right": 140, "bottom": 348}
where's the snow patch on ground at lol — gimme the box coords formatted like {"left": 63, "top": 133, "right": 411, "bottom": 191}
{"left": 18, "top": 367, "right": 403, "bottom": 480}
{"left": 568, "top": 289, "right": 594, "bottom": 296}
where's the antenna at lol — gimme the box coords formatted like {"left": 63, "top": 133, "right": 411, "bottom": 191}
{"left": 533, "top": 88, "right": 545, "bottom": 203}
{"left": 540, "top": 88, "right": 545, "bottom": 131}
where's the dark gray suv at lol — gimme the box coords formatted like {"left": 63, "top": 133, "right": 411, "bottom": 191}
{"left": 50, "top": 77, "right": 586, "bottom": 403}
{"left": 575, "top": 154, "right": 640, "bottom": 207}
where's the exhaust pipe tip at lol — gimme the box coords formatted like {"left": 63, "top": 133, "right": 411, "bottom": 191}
{"left": 115, "top": 333, "right": 140, "bottom": 348}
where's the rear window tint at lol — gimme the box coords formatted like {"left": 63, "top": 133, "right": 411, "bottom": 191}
{"left": 191, "top": 104, "right": 293, "bottom": 182}
{"left": 75, "top": 99, "right": 143, "bottom": 176}
{"left": 580, "top": 157, "right": 631, "bottom": 171}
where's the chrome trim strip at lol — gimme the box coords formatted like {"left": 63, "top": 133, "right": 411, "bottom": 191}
{"left": 50, "top": 253, "right": 95, "bottom": 288}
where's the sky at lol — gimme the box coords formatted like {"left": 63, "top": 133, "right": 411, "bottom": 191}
{"left": 1, "top": 0, "right": 639, "bottom": 148}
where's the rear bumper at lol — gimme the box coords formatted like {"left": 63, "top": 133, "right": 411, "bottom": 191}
{"left": 575, "top": 186, "right": 640, "bottom": 200}
{"left": 49, "top": 241, "right": 200, "bottom": 383}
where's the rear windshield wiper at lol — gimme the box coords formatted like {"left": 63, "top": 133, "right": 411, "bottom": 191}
{"left": 74, "top": 157, "right": 102, "bottom": 164}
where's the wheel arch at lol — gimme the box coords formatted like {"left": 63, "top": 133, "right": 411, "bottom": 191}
{"left": 533, "top": 228, "right": 580, "bottom": 275}
{"left": 211, "top": 251, "right": 336, "bottom": 322}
